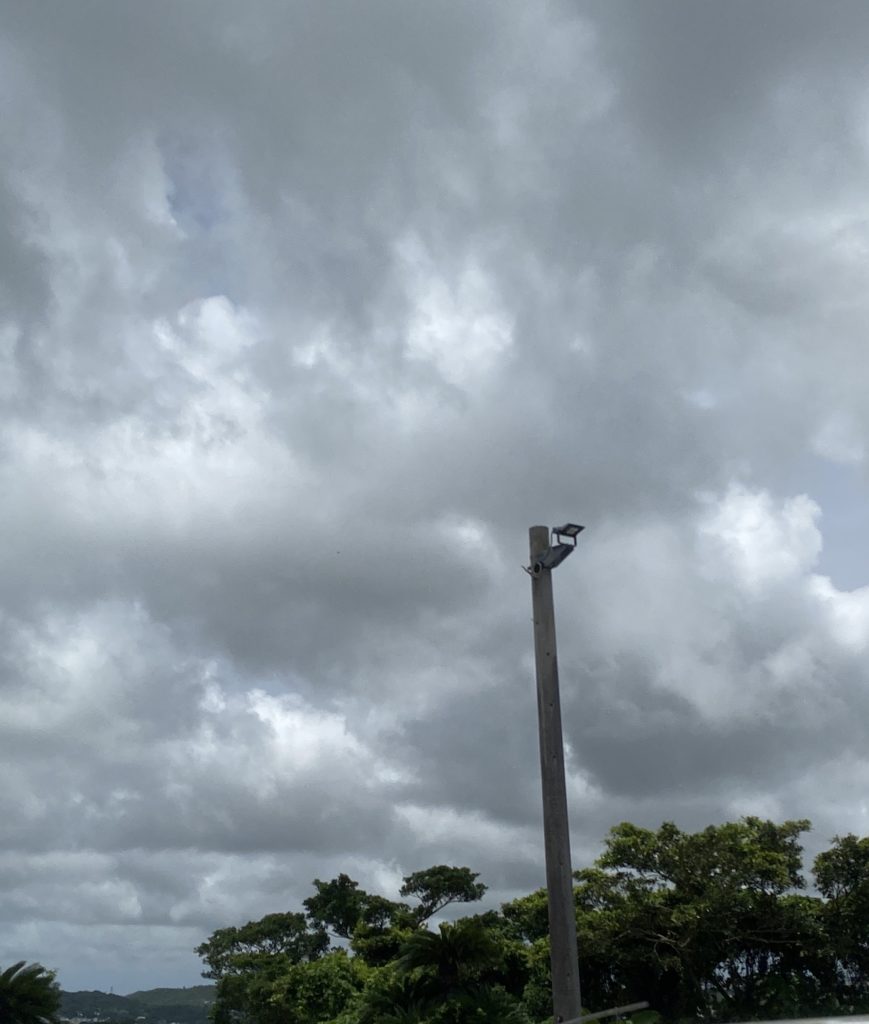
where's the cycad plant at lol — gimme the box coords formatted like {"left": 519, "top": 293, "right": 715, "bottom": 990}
{"left": 0, "top": 962, "right": 61, "bottom": 1024}
{"left": 396, "top": 918, "right": 503, "bottom": 1000}
{"left": 395, "top": 918, "right": 529, "bottom": 1022}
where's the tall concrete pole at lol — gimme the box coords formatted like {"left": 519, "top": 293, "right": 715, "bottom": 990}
{"left": 529, "top": 525, "right": 582, "bottom": 1024}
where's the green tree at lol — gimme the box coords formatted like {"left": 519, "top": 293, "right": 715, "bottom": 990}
{"left": 815, "top": 833, "right": 869, "bottom": 1009}
{"left": 396, "top": 918, "right": 502, "bottom": 999}
{"left": 0, "top": 962, "right": 61, "bottom": 1024}
{"left": 501, "top": 889, "right": 550, "bottom": 945}
{"left": 303, "top": 873, "right": 413, "bottom": 966}
{"left": 576, "top": 817, "right": 818, "bottom": 1021}
{"left": 391, "top": 917, "right": 528, "bottom": 1023}
{"left": 304, "top": 875, "right": 371, "bottom": 940}
{"left": 355, "top": 969, "right": 435, "bottom": 1024}
{"left": 196, "top": 912, "right": 330, "bottom": 1024}
{"left": 400, "top": 866, "right": 487, "bottom": 925}
{"left": 259, "top": 950, "right": 367, "bottom": 1024}
{"left": 350, "top": 898, "right": 416, "bottom": 969}
{"left": 197, "top": 912, "right": 329, "bottom": 979}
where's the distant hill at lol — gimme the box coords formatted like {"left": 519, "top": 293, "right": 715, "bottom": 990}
{"left": 124, "top": 988, "right": 215, "bottom": 1009}
{"left": 60, "top": 986, "right": 215, "bottom": 1024}
{"left": 60, "top": 992, "right": 132, "bottom": 1018}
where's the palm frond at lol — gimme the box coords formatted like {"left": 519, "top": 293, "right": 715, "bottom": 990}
{"left": 0, "top": 961, "right": 61, "bottom": 1024}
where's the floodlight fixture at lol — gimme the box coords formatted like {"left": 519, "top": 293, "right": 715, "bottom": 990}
{"left": 525, "top": 522, "right": 586, "bottom": 575}
{"left": 553, "top": 522, "right": 585, "bottom": 546}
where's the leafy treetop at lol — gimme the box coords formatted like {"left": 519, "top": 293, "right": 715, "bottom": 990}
{"left": 399, "top": 865, "right": 487, "bottom": 924}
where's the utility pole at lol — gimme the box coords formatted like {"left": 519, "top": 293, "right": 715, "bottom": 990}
{"left": 529, "top": 524, "right": 583, "bottom": 1024}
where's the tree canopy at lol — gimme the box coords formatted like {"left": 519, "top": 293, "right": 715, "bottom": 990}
{"left": 399, "top": 866, "right": 488, "bottom": 924}
{"left": 195, "top": 820, "right": 869, "bottom": 1024}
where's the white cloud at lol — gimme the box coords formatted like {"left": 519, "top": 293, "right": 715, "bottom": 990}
{"left": 808, "top": 575, "right": 869, "bottom": 652}
{"left": 401, "top": 236, "right": 514, "bottom": 388}
{"left": 698, "top": 485, "right": 822, "bottom": 591}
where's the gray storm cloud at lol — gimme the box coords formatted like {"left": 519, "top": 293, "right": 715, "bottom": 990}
{"left": 2, "top": 0, "right": 869, "bottom": 992}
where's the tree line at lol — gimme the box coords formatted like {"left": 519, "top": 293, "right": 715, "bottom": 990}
{"left": 7, "top": 817, "right": 869, "bottom": 1024}
{"left": 192, "top": 818, "right": 869, "bottom": 1024}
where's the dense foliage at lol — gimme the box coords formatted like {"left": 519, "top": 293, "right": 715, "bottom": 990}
{"left": 0, "top": 962, "right": 61, "bottom": 1024}
{"left": 196, "top": 822, "right": 869, "bottom": 1024}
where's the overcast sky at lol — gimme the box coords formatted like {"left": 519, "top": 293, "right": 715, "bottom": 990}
{"left": 3, "top": 0, "right": 869, "bottom": 994}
